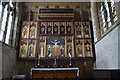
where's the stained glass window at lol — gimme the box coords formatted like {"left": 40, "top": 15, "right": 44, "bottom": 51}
{"left": 0, "top": 2, "right": 3, "bottom": 41}
{"left": 0, "top": 1, "right": 16, "bottom": 47}
{"left": 0, "top": 5, "right": 8, "bottom": 41}
{"left": 98, "top": 0, "right": 117, "bottom": 35}
{"left": 5, "top": 12, "right": 13, "bottom": 44}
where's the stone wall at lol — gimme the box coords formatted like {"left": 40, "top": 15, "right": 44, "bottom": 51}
{"left": 0, "top": 43, "right": 16, "bottom": 79}
{"left": 117, "top": 2, "right": 120, "bottom": 69}
{"left": 2, "top": 44, "right": 17, "bottom": 78}
{"left": 0, "top": 44, "right": 2, "bottom": 79}
{"left": 21, "top": 2, "right": 91, "bottom": 21}
{"left": 95, "top": 26, "right": 118, "bottom": 69}
{"left": 118, "top": 24, "right": 120, "bottom": 69}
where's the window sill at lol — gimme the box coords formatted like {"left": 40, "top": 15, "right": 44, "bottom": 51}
{"left": 0, "top": 41, "right": 13, "bottom": 49}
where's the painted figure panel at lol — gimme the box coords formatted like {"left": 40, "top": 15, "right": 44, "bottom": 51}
{"left": 21, "top": 22, "right": 30, "bottom": 38}
{"left": 19, "top": 40, "right": 28, "bottom": 57}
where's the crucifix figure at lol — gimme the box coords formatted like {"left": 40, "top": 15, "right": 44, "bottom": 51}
{"left": 51, "top": 40, "right": 60, "bottom": 56}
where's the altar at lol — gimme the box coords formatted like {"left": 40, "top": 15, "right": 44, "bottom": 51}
{"left": 31, "top": 67, "right": 79, "bottom": 79}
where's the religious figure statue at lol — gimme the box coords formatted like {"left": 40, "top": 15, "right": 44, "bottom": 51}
{"left": 53, "top": 24, "right": 58, "bottom": 34}
{"left": 66, "top": 24, "right": 71, "bottom": 34}
{"left": 60, "top": 46, "right": 64, "bottom": 57}
{"left": 85, "top": 46, "right": 91, "bottom": 56}
{"left": 76, "top": 25, "right": 82, "bottom": 37}
{"left": 60, "top": 24, "right": 65, "bottom": 34}
{"left": 47, "top": 23, "right": 52, "bottom": 34}
{"left": 22, "top": 25, "right": 28, "bottom": 38}
{"left": 48, "top": 45, "right": 52, "bottom": 57}
{"left": 30, "top": 26, "right": 36, "bottom": 38}
{"left": 83, "top": 23, "right": 89, "bottom": 37}
{"left": 51, "top": 40, "right": 60, "bottom": 56}
{"left": 78, "top": 46, "right": 82, "bottom": 56}
{"left": 28, "top": 43, "right": 34, "bottom": 57}
{"left": 77, "top": 40, "right": 82, "bottom": 56}
{"left": 40, "top": 45, "right": 44, "bottom": 57}
{"left": 21, "top": 43, "right": 26, "bottom": 57}
{"left": 28, "top": 46, "right": 33, "bottom": 57}
{"left": 68, "top": 45, "right": 72, "bottom": 57}
{"left": 48, "top": 27, "right": 52, "bottom": 33}
{"left": 84, "top": 28, "right": 89, "bottom": 37}
{"left": 85, "top": 41, "right": 91, "bottom": 56}
{"left": 40, "top": 24, "right": 45, "bottom": 34}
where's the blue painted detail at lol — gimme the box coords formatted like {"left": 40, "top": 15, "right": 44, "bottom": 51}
{"left": 47, "top": 37, "right": 65, "bottom": 45}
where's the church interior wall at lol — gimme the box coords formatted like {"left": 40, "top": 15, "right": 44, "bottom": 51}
{"left": 21, "top": 2, "right": 91, "bottom": 21}
{"left": 0, "top": 44, "right": 2, "bottom": 79}
{"left": 118, "top": 24, "right": 120, "bottom": 69}
{"left": 0, "top": 1, "right": 120, "bottom": 79}
{"left": 0, "top": 43, "right": 16, "bottom": 79}
{"left": 2, "top": 44, "right": 16, "bottom": 78}
{"left": 117, "top": 2, "right": 120, "bottom": 69}
{"left": 95, "top": 26, "right": 118, "bottom": 69}
{"left": 3, "top": 1, "right": 120, "bottom": 78}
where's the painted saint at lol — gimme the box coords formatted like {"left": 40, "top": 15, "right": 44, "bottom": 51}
{"left": 47, "top": 23, "right": 52, "bottom": 34}
{"left": 21, "top": 43, "right": 27, "bottom": 57}
{"left": 60, "top": 46, "right": 64, "bottom": 57}
{"left": 53, "top": 24, "right": 58, "bottom": 34}
{"left": 83, "top": 23, "right": 89, "bottom": 37}
{"left": 66, "top": 24, "right": 71, "bottom": 34}
{"left": 22, "top": 25, "right": 28, "bottom": 38}
{"left": 30, "top": 26, "right": 36, "bottom": 38}
{"left": 77, "top": 40, "right": 82, "bottom": 56}
{"left": 78, "top": 46, "right": 82, "bottom": 56}
{"left": 76, "top": 24, "right": 82, "bottom": 37}
{"left": 60, "top": 24, "right": 65, "bottom": 34}
{"left": 48, "top": 45, "right": 52, "bottom": 57}
{"left": 85, "top": 41, "right": 91, "bottom": 56}
{"left": 40, "top": 24, "right": 45, "bottom": 34}
{"left": 84, "top": 28, "right": 89, "bottom": 37}
{"left": 85, "top": 46, "right": 91, "bottom": 56}
{"left": 40, "top": 45, "right": 44, "bottom": 57}
{"left": 28, "top": 42, "right": 34, "bottom": 57}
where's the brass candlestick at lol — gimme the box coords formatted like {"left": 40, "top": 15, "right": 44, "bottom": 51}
{"left": 54, "top": 58, "right": 57, "bottom": 65}
{"left": 37, "top": 58, "right": 40, "bottom": 66}
{"left": 69, "top": 57, "right": 72, "bottom": 65}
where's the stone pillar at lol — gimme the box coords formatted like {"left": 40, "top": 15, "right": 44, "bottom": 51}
{"left": 117, "top": 1, "right": 120, "bottom": 69}
{"left": 0, "top": 44, "right": 2, "bottom": 79}
{"left": 90, "top": 2, "right": 100, "bottom": 42}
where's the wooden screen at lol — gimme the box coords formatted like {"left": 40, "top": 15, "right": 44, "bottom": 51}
{"left": 19, "top": 21, "right": 93, "bottom": 59}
